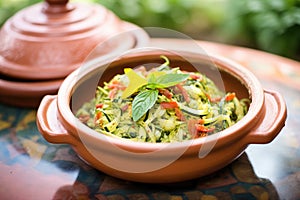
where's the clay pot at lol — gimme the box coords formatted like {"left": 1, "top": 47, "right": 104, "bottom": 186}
{"left": 36, "top": 49, "right": 287, "bottom": 183}
{"left": 0, "top": 0, "right": 149, "bottom": 107}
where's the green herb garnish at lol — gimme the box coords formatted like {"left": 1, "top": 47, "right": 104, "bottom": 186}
{"left": 125, "top": 56, "right": 189, "bottom": 121}
{"left": 132, "top": 90, "right": 158, "bottom": 121}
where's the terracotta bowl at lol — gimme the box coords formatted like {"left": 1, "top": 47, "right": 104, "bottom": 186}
{"left": 36, "top": 50, "right": 287, "bottom": 183}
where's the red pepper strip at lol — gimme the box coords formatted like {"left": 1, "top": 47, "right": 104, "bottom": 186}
{"left": 189, "top": 119, "right": 215, "bottom": 138}
{"left": 205, "top": 93, "right": 221, "bottom": 103}
{"left": 198, "top": 119, "right": 205, "bottom": 124}
{"left": 188, "top": 119, "right": 198, "bottom": 138}
{"left": 225, "top": 93, "right": 236, "bottom": 102}
{"left": 196, "top": 124, "right": 215, "bottom": 133}
{"left": 108, "top": 88, "right": 117, "bottom": 99}
{"left": 95, "top": 111, "right": 102, "bottom": 120}
{"left": 190, "top": 73, "right": 202, "bottom": 80}
{"left": 158, "top": 88, "right": 173, "bottom": 99}
{"left": 205, "top": 93, "right": 211, "bottom": 102}
{"left": 96, "top": 103, "right": 104, "bottom": 109}
{"left": 176, "top": 84, "right": 190, "bottom": 103}
{"left": 107, "top": 80, "right": 126, "bottom": 90}
{"left": 160, "top": 101, "right": 179, "bottom": 109}
{"left": 107, "top": 84, "right": 126, "bottom": 90}
{"left": 211, "top": 97, "right": 222, "bottom": 103}
{"left": 175, "top": 108, "right": 185, "bottom": 121}
{"left": 160, "top": 101, "right": 184, "bottom": 121}
{"left": 121, "top": 104, "right": 129, "bottom": 112}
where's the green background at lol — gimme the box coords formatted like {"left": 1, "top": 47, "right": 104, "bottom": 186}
{"left": 0, "top": 0, "right": 299, "bottom": 60}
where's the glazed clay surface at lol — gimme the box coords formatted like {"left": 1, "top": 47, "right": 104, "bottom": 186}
{"left": 0, "top": 0, "right": 149, "bottom": 107}
{"left": 0, "top": 0, "right": 126, "bottom": 80}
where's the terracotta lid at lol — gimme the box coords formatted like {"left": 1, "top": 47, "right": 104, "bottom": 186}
{"left": 0, "top": 0, "right": 149, "bottom": 80}
{"left": 0, "top": 0, "right": 149, "bottom": 107}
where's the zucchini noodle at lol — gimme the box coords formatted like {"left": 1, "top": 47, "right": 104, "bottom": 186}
{"left": 76, "top": 57, "right": 250, "bottom": 143}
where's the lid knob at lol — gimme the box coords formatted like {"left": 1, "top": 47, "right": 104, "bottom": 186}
{"left": 43, "top": 0, "right": 73, "bottom": 13}
{"left": 46, "top": 0, "right": 69, "bottom": 5}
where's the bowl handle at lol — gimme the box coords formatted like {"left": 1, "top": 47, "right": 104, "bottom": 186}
{"left": 36, "top": 95, "right": 77, "bottom": 145}
{"left": 244, "top": 89, "right": 287, "bottom": 144}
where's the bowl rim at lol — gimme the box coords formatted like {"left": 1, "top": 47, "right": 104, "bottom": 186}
{"left": 56, "top": 49, "right": 265, "bottom": 152}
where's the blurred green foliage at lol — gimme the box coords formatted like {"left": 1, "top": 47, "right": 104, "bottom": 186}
{"left": 222, "top": 0, "right": 300, "bottom": 59}
{"left": 0, "top": 0, "right": 40, "bottom": 26}
{"left": 94, "top": 0, "right": 225, "bottom": 40}
{"left": 0, "top": 0, "right": 299, "bottom": 60}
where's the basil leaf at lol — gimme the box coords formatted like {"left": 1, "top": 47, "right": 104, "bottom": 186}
{"left": 148, "top": 73, "right": 157, "bottom": 84}
{"left": 146, "top": 83, "right": 160, "bottom": 90}
{"left": 155, "top": 73, "right": 189, "bottom": 88}
{"left": 132, "top": 90, "right": 158, "bottom": 121}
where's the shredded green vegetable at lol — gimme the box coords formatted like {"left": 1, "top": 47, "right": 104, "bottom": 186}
{"left": 76, "top": 56, "right": 250, "bottom": 143}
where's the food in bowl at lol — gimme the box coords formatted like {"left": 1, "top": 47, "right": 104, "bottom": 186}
{"left": 37, "top": 50, "right": 286, "bottom": 183}
{"left": 76, "top": 56, "right": 250, "bottom": 143}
